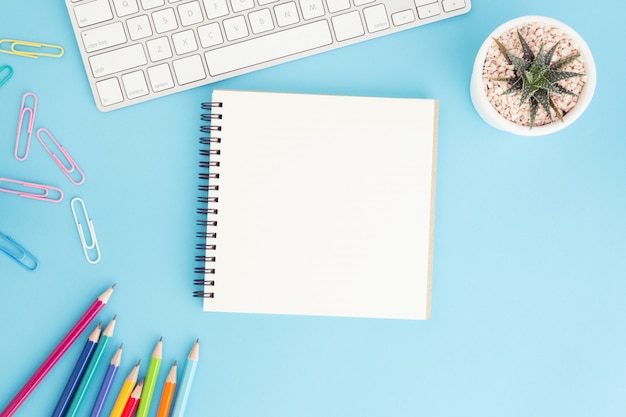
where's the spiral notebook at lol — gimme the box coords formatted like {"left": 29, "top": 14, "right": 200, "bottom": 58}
{"left": 195, "top": 89, "right": 439, "bottom": 320}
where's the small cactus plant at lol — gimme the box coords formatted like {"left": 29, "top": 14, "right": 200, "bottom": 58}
{"left": 491, "top": 31, "right": 583, "bottom": 128}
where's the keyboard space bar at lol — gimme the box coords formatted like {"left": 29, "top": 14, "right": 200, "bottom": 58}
{"left": 205, "top": 20, "right": 333, "bottom": 76}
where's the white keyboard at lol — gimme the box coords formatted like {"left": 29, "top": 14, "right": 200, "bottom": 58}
{"left": 65, "top": 0, "right": 471, "bottom": 112}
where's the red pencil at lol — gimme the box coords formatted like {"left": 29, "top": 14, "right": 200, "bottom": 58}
{"left": 120, "top": 379, "right": 144, "bottom": 417}
{"left": 0, "top": 285, "right": 115, "bottom": 417}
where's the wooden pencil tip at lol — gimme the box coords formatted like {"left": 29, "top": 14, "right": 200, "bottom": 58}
{"left": 99, "top": 285, "right": 115, "bottom": 304}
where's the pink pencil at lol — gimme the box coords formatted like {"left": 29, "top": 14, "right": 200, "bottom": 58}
{"left": 0, "top": 285, "right": 115, "bottom": 417}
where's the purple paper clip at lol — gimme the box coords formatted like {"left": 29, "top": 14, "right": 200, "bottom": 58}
{"left": 0, "top": 177, "right": 64, "bottom": 203}
{"left": 15, "top": 92, "right": 38, "bottom": 161}
{"left": 36, "top": 127, "right": 85, "bottom": 185}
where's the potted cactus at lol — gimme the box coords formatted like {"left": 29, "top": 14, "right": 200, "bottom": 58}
{"left": 470, "top": 16, "right": 596, "bottom": 136}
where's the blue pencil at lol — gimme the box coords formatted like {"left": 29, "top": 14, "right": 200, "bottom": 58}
{"left": 88, "top": 344, "right": 123, "bottom": 417}
{"left": 170, "top": 340, "right": 199, "bottom": 417}
{"left": 50, "top": 323, "right": 102, "bottom": 417}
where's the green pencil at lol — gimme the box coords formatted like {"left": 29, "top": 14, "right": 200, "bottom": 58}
{"left": 64, "top": 316, "right": 116, "bottom": 417}
{"left": 135, "top": 337, "right": 163, "bottom": 417}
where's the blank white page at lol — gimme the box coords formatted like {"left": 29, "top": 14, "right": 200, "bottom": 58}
{"left": 201, "top": 90, "right": 438, "bottom": 319}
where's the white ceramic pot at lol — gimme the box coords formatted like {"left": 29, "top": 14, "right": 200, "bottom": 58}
{"left": 470, "top": 16, "right": 596, "bottom": 136}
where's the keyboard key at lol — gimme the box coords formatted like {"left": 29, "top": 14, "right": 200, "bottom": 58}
{"left": 121, "top": 70, "right": 150, "bottom": 99}
{"left": 146, "top": 36, "right": 173, "bottom": 61}
{"left": 198, "top": 23, "right": 224, "bottom": 47}
{"left": 141, "top": 0, "right": 165, "bottom": 9}
{"left": 127, "top": 15, "right": 153, "bottom": 40}
{"left": 89, "top": 44, "right": 148, "bottom": 77}
{"left": 178, "top": 1, "right": 204, "bottom": 26}
{"left": 230, "top": 0, "right": 254, "bottom": 12}
{"left": 96, "top": 78, "right": 124, "bottom": 106}
{"left": 147, "top": 64, "right": 175, "bottom": 92}
{"left": 417, "top": 2, "right": 441, "bottom": 19}
{"left": 203, "top": 0, "right": 229, "bottom": 18}
{"left": 153, "top": 8, "right": 178, "bottom": 33}
{"left": 205, "top": 20, "right": 332, "bottom": 76}
{"left": 363, "top": 4, "right": 389, "bottom": 33}
{"left": 275, "top": 2, "right": 300, "bottom": 27}
{"left": 326, "top": 0, "right": 349, "bottom": 13}
{"left": 74, "top": 0, "right": 113, "bottom": 28}
{"left": 172, "top": 54, "right": 206, "bottom": 84}
{"left": 81, "top": 22, "right": 127, "bottom": 53}
{"left": 391, "top": 10, "right": 415, "bottom": 26}
{"left": 258, "top": 0, "right": 279, "bottom": 4}
{"left": 249, "top": 9, "right": 275, "bottom": 34}
{"left": 223, "top": 16, "right": 249, "bottom": 41}
{"left": 442, "top": 0, "right": 466, "bottom": 12}
{"left": 299, "top": 0, "right": 325, "bottom": 20}
{"left": 331, "top": 11, "right": 364, "bottom": 41}
{"left": 113, "top": 0, "right": 139, "bottom": 17}
{"left": 172, "top": 30, "right": 199, "bottom": 55}
{"left": 354, "top": 0, "right": 375, "bottom": 4}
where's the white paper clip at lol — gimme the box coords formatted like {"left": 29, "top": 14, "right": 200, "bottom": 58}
{"left": 71, "top": 197, "right": 101, "bottom": 264}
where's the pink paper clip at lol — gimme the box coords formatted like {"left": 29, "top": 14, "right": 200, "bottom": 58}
{"left": 36, "top": 127, "right": 85, "bottom": 185}
{"left": 15, "top": 92, "right": 38, "bottom": 161}
{"left": 0, "top": 177, "right": 64, "bottom": 203}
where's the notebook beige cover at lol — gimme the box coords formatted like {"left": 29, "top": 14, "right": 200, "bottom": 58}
{"left": 196, "top": 89, "right": 438, "bottom": 320}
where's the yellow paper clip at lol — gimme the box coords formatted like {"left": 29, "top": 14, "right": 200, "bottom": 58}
{"left": 71, "top": 198, "right": 101, "bottom": 264}
{"left": 0, "top": 39, "right": 64, "bottom": 59}
{"left": 0, "top": 231, "right": 39, "bottom": 271}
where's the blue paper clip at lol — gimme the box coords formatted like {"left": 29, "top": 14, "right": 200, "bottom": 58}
{"left": 71, "top": 198, "right": 101, "bottom": 264}
{"left": 0, "top": 64, "right": 13, "bottom": 88}
{"left": 0, "top": 39, "right": 64, "bottom": 59}
{"left": 15, "top": 92, "right": 38, "bottom": 161}
{"left": 0, "top": 231, "right": 39, "bottom": 271}
{"left": 36, "top": 128, "right": 85, "bottom": 185}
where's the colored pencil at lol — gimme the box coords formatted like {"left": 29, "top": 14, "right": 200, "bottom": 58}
{"left": 66, "top": 316, "right": 117, "bottom": 417}
{"left": 51, "top": 323, "right": 102, "bottom": 417}
{"left": 135, "top": 338, "right": 163, "bottom": 417}
{"left": 0, "top": 285, "right": 115, "bottom": 417}
{"left": 155, "top": 362, "right": 177, "bottom": 417}
{"left": 108, "top": 361, "right": 140, "bottom": 417}
{"left": 170, "top": 340, "right": 199, "bottom": 417}
{"left": 120, "top": 379, "right": 144, "bottom": 417}
{"left": 89, "top": 344, "right": 123, "bottom": 417}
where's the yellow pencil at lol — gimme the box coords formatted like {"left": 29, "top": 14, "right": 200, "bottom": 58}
{"left": 108, "top": 361, "right": 140, "bottom": 417}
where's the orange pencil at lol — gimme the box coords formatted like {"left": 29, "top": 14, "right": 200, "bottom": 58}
{"left": 120, "top": 379, "right": 143, "bottom": 417}
{"left": 155, "top": 362, "right": 177, "bottom": 417}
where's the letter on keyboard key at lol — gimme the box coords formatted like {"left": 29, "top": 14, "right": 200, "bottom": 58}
{"left": 147, "top": 64, "right": 175, "bottom": 92}
{"left": 82, "top": 22, "right": 127, "bottom": 53}
{"left": 204, "top": 20, "right": 332, "bottom": 76}
{"left": 95, "top": 78, "right": 124, "bottom": 107}
{"left": 89, "top": 44, "right": 147, "bottom": 78}
{"left": 121, "top": 70, "right": 150, "bottom": 99}
{"left": 74, "top": 0, "right": 113, "bottom": 28}
{"left": 363, "top": 4, "right": 390, "bottom": 33}
{"left": 300, "top": 0, "right": 325, "bottom": 20}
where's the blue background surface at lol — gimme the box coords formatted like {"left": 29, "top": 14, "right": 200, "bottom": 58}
{"left": 2, "top": 1, "right": 625, "bottom": 416}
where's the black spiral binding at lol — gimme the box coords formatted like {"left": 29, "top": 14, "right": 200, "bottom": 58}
{"left": 194, "top": 101, "right": 222, "bottom": 299}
